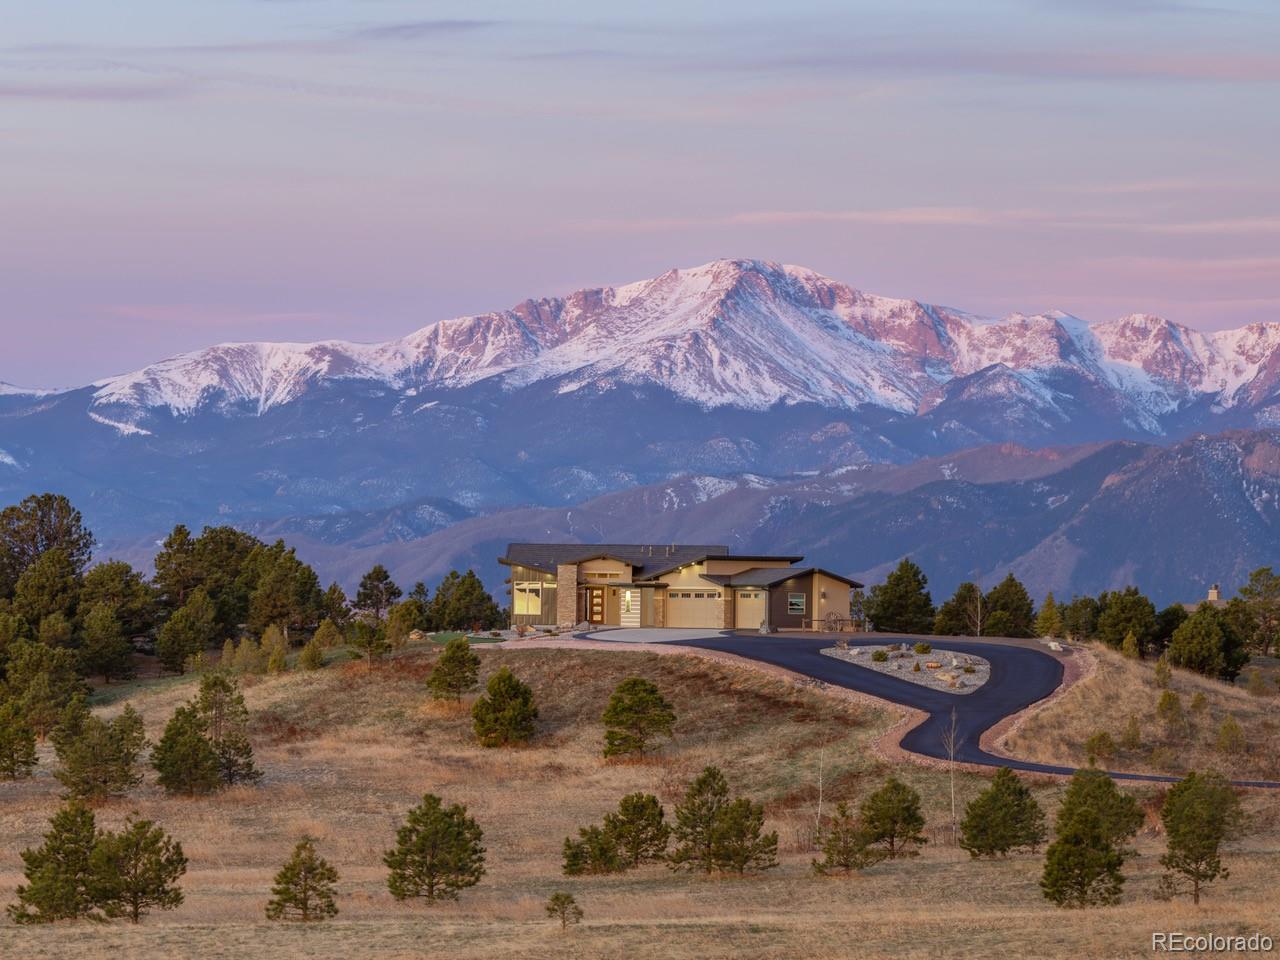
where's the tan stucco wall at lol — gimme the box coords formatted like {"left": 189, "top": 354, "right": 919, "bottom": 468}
{"left": 579, "top": 558, "right": 632, "bottom": 580}
{"left": 662, "top": 563, "right": 714, "bottom": 589}
{"left": 703, "top": 558, "right": 794, "bottom": 576}
{"left": 811, "top": 573, "right": 853, "bottom": 625}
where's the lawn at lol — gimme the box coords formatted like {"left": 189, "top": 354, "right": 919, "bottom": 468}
{"left": 5, "top": 645, "right": 1279, "bottom": 959}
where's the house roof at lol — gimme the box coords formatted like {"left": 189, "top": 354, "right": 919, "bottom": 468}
{"left": 639, "top": 553, "right": 805, "bottom": 580}
{"left": 500, "top": 543, "right": 729, "bottom": 576}
{"left": 709, "top": 567, "right": 865, "bottom": 589}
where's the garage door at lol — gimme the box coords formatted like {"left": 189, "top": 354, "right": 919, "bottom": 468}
{"left": 734, "top": 590, "right": 767, "bottom": 630}
{"left": 665, "top": 589, "right": 723, "bottom": 628}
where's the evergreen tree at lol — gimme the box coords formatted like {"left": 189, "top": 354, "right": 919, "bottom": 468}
{"left": 232, "top": 635, "right": 265, "bottom": 675}
{"left": 1154, "top": 654, "right": 1172, "bottom": 689}
{"left": 350, "top": 620, "right": 389, "bottom": 671}
{"left": 156, "top": 588, "right": 218, "bottom": 674}
{"left": 1061, "top": 595, "right": 1101, "bottom": 643}
{"left": 151, "top": 705, "right": 222, "bottom": 796}
{"left": 264, "top": 626, "right": 288, "bottom": 674}
{"left": 1156, "top": 690, "right": 1184, "bottom": 730}
{"left": 1153, "top": 604, "right": 1189, "bottom": 657}
{"left": 79, "top": 602, "right": 135, "bottom": 682}
{"left": 3, "top": 639, "right": 89, "bottom": 737}
{"left": 1157, "top": 771, "right": 1242, "bottom": 905}
{"left": 265, "top": 836, "right": 339, "bottom": 922}
{"left": 984, "top": 573, "right": 1036, "bottom": 638}
{"left": 813, "top": 801, "right": 879, "bottom": 874}
{"left": 7, "top": 800, "right": 100, "bottom": 924}
{"left": 90, "top": 815, "right": 187, "bottom": 924}
{"left": 1056, "top": 767, "right": 1142, "bottom": 856}
{"left": 1168, "top": 605, "right": 1249, "bottom": 681}
{"left": 38, "top": 612, "right": 74, "bottom": 648}
{"left": 1120, "top": 630, "right": 1140, "bottom": 659}
{"left": 384, "top": 794, "right": 485, "bottom": 904}
{"left": 866, "top": 559, "right": 934, "bottom": 634}
{"left": 1118, "top": 714, "right": 1142, "bottom": 751}
{"left": 1040, "top": 807, "right": 1126, "bottom": 908}
{"left": 711, "top": 796, "right": 779, "bottom": 874}
{"left": 1035, "top": 593, "right": 1063, "bottom": 638}
{"left": 299, "top": 636, "right": 324, "bottom": 670}
{"left": 0, "top": 698, "right": 38, "bottom": 779}
{"left": 79, "top": 560, "right": 157, "bottom": 640}
{"left": 355, "top": 565, "right": 401, "bottom": 623}
{"left": 859, "top": 776, "right": 927, "bottom": 859}
{"left": 471, "top": 667, "right": 538, "bottom": 746}
{"left": 1095, "top": 587, "right": 1157, "bottom": 653}
{"left": 426, "top": 635, "right": 481, "bottom": 700}
{"left": 601, "top": 677, "right": 676, "bottom": 757}
{"left": 0, "top": 493, "right": 94, "bottom": 600}
{"left": 53, "top": 704, "right": 147, "bottom": 802}
{"left": 668, "top": 766, "right": 732, "bottom": 873}
{"left": 1237, "top": 566, "right": 1280, "bottom": 655}
{"left": 220, "top": 637, "right": 235, "bottom": 668}
{"left": 603, "top": 793, "right": 670, "bottom": 867}
{"left": 385, "top": 600, "right": 424, "bottom": 648}
{"left": 313, "top": 617, "right": 343, "bottom": 648}
{"left": 959, "top": 767, "right": 1047, "bottom": 858}
{"left": 561, "top": 825, "right": 622, "bottom": 876}
{"left": 1216, "top": 714, "right": 1245, "bottom": 755}
{"left": 152, "top": 524, "right": 200, "bottom": 611}
{"left": 545, "top": 891, "right": 583, "bottom": 931}
{"left": 321, "top": 583, "right": 350, "bottom": 628}
{"left": 194, "top": 671, "right": 260, "bottom": 785}
{"left": 12, "top": 548, "right": 80, "bottom": 627}
{"left": 429, "top": 570, "right": 504, "bottom": 631}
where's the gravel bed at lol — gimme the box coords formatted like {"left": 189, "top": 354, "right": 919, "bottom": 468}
{"left": 821, "top": 644, "right": 991, "bottom": 694}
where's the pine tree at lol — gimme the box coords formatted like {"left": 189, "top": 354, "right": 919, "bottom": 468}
{"left": 265, "top": 633, "right": 288, "bottom": 674}
{"left": 813, "top": 801, "right": 879, "bottom": 874}
{"left": 53, "top": 704, "right": 147, "bottom": 802}
{"left": 561, "top": 825, "right": 622, "bottom": 876}
{"left": 711, "top": 797, "right": 778, "bottom": 874}
{"left": 984, "top": 573, "right": 1037, "bottom": 638}
{"left": 7, "top": 801, "right": 101, "bottom": 924}
{"left": 156, "top": 588, "right": 219, "bottom": 674}
{"left": 1056, "top": 767, "right": 1142, "bottom": 856}
{"left": 428, "top": 570, "right": 504, "bottom": 631}
{"left": 350, "top": 620, "right": 389, "bottom": 671}
{"left": 1167, "top": 605, "right": 1249, "bottom": 681}
{"left": 79, "top": 559, "right": 157, "bottom": 640}
{"left": 545, "top": 891, "right": 583, "bottom": 930}
{"left": 79, "top": 602, "right": 135, "bottom": 682}
{"left": 38, "top": 612, "right": 74, "bottom": 648}
{"left": 90, "top": 815, "right": 187, "bottom": 924}
{"left": 859, "top": 776, "right": 927, "bottom": 859}
{"left": 12, "top": 548, "right": 80, "bottom": 626}
{"left": 601, "top": 677, "right": 676, "bottom": 757}
{"left": 865, "top": 559, "right": 934, "bottom": 634}
{"left": 0, "top": 493, "right": 95, "bottom": 599}
{"left": 668, "top": 766, "right": 731, "bottom": 873}
{"left": 1154, "top": 654, "right": 1172, "bottom": 689}
{"left": 959, "top": 767, "right": 1047, "bottom": 858}
{"left": 3, "top": 639, "right": 88, "bottom": 738}
{"left": 426, "top": 635, "right": 481, "bottom": 700}
{"left": 0, "top": 698, "right": 38, "bottom": 779}
{"left": 220, "top": 637, "right": 235, "bottom": 669}
{"left": 934, "top": 582, "right": 985, "bottom": 636}
{"left": 152, "top": 705, "right": 222, "bottom": 796}
{"left": 1156, "top": 690, "right": 1184, "bottom": 730}
{"left": 603, "top": 793, "right": 670, "bottom": 867}
{"left": 1216, "top": 714, "right": 1245, "bottom": 755}
{"left": 1156, "top": 771, "right": 1242, "bottom": 904}
{"left": 1120, "top": 630, "right": 1140, "bottom": 659}
{"left": 313, "top": 618, "right": 343, "bottom": 649}
{"left": 1035, "top": 593, "right": 1063, "bottom": 638}
{"left": 152, "top": 524, "right": 200, "bottom": 611}
{"left": 1118, "top": 714, "right": 1142, "bottom": 751}
{"left": 355, "top": 565, "right": 401, "bottom": 623}
{"left": 265, "top": 836, "right": 339, "bottom": 922}
{"left": 384, "top": 794, "right": 485, "bottom": 904}
{"left": 1040, "top": 807, "right": 1126, "bottom": 908}
{"left": 1096, "top": 587, "right": 1158, "bottom": 653}
{"left": 194, "top": 671, "right": 260, "bottom": 785}
{"left": 232, "top": 636, "right": 265, "bottom": 675}
{"left": 385, "top": 600, "right": 425, "bottom": 648}
{"left": 321, "top": 582, "right": 350, "bottom": 627}
{"left": 471, "top": 667, "right": 538, "bottom": 746}
{"left": 299, "top": 637, "right": 324, "bottom": 670}
{"left": 1237, "top": 566, "right": 1280, "bottom": 655}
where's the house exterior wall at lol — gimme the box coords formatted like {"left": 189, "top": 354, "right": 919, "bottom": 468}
{"left": 579, "top": 558, "right": 632, "bottom": 581}
{"left": 767, "top": 573, "right": 815, "bottom": 629}
{"left": 703, "top": 558, "right": 792, "bottom": 576}
{"left": 555, "top": 564, "right": 579, "bottom": 627}
{"left": 661, "top": 562, "right": 710, "bottom": 588}
{"left": 811, "top": 572, "right": 853, "bottom": 627}
{"left": 509, "top": 564, "right": 557, "bottom": 627}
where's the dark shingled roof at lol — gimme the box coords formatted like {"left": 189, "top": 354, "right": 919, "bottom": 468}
{"left": 500, "top": 543, "right": 729, "bottom": 576}
{"left": 708, "top": 567, "right": 865, "bottom": 588}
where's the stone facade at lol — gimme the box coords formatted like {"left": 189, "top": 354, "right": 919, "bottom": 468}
{"left": 718, "top": 593, "right": 734, "bottom": 629}
{"left": 556, "top": 563, "right": 579, "bottom": 627}
{"left": 652, "top": 594, "right": 665, "bottom": 628}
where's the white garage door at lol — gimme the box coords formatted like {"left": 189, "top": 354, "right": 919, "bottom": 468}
{"left": 665, "top": 589, "right": 723, "bottom": 628}
{"left": 734, "top": 590, "right": 767, "bottom": 629}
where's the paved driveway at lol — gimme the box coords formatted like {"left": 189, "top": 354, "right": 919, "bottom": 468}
{"left": 592, "top": 630, "right": 1280, "bottom": 788}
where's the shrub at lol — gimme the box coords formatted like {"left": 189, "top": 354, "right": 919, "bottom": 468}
{"left": 1215, "top": 715, "right": 1245, "bottom": 755}
{"left": 299, "top": 638, "right": 324, "bottom": 670}
{"left": 1246, "top": 669, "right": 1271, "bottom": 697}
{"left": 871, "top": 650, "right": 888, "bottom": 663}
{"left": 1118, "top": 715, "right": 1141, "bottom": 751}
{"left": 1083, "top": 731, "right": 1115, "bottom": 762}
{"left": 545, "top": 892, "right": 583, "bottom": 930}
{"left": 859, "top": 777, "right": 927, "bottom": 860}
{"left": 1149, "top": 746, "right": 1181, "bottom": 773}
{"left": 886, "top": 643, "right": 901, "bottom": 652}
{"left": 912, "top": 661, "right": 921, "bottom": 673}
{"left": 813, "top": 801, "right": 880, "bottom": 874}
{"left": 1156, "top": 690, "right": 1183, "bottom": 729}
{"left": 1154, "top": 655, "right": 1171, "bottom": 689}
{"left": 960, "top": 767, "right": 1047, "bottom": 858}
{"left": 426, "top": 636, "right": 481, "bottom": 701}
{"left": 471, "top": 668, "right": 538, "bottom": 747}
{"left": 962, "top": 664, "right": 976, "bottom": 674}
{"left": 1189, "top": 692, "right": 1208, "bottom": 714}
{"left": 913, "top": 642, "right": 932, "bottom": 654}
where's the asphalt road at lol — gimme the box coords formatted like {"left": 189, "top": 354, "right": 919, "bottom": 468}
{"left": 664, "top": 633, "right": 1280, "bottom": 789}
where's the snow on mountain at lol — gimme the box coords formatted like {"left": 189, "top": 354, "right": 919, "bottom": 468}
{"left": 80, "top": 258, "right": 1280, "bottom": 425}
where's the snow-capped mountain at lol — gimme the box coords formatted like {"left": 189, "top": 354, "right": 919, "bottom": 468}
{"left": 4, "top": 257, "right": 1280, "bottom": 584}
{"left": 85, "top": 259, "right": 1280, "bottom": 429}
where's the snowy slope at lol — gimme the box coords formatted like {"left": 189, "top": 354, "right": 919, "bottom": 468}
{"left": 81, "top": 258, "right": 1280, "bottom": 426}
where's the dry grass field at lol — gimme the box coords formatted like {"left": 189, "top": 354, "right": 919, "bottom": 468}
{"left": 1007, "top": 644, "right": 1280, "bottom": 781}
{"left": 3, "top": 645, "right": 1279, "bottom": 960}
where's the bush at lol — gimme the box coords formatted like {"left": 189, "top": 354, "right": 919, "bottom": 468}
{"left": 1154, "top": 655, "right": 1171, "bottom": 689}
{"left": 962, "top": 664, "right": 976, "bottom": 674}
{"left": 299, "top": 638, "right": 324, "bottom": 670}
{"left": 471, "top": 668, "right": 538, "bottom": 747}
{"left": 1246, "top": 669, "right": 1271, "bottom": 697}
{"left": 886, "top": 643, "right": 901, "bottom": 652}
{"left": 426, "top": 636, "right": 481, "bottom": 701}
{"left": 960, "top": 768, "right": 1046, "bottom": 858}
{"left": 1216, "top": 715, "right": 1245, "bottom": 755}
{"left": 1119, "top": 715, "right": 1142, "bottom": 751}
{"left": 871, "top": 650, "right": 889, "bottom": 663}
{"left": 913, "top": 642, "right": 932, "bottom": 654}
{"left": 545, "top": 892, "right": 583, "bottom": 930}
{"left": 912, "top": 661, "right": 921, "bottom": 672}
{"left": 1083, "top": 731, "right": 1114, "bottom": 762}
{"left": 1156, "top": 690, "right": 1183, "bottom": 729}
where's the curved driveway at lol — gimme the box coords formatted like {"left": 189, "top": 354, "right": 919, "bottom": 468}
{"left": 593, "top": 630, "right": 1280, "bottom": 788}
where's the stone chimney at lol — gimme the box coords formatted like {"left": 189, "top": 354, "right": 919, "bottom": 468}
{"left": 1208, "top": 583, "right": 1221, "bottom": 602}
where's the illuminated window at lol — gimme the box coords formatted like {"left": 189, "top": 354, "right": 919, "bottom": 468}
{"left": 787, "top": 593, "right": 806, "bottom": 615}
{"left": 514, "top": 582, "right": 542, "bottom": 616}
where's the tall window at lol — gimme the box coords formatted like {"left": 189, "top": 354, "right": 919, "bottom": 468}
{"left": 514, "top": 582, "right": 542, "bottom": 616}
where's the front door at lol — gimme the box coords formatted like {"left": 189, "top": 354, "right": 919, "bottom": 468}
{"left": 585, "top": 586, "right": 606, "bottom": 624}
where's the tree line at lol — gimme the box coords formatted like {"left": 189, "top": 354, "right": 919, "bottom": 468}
{"left": 861, "top": 558, "right": 1278, "bottom": 681}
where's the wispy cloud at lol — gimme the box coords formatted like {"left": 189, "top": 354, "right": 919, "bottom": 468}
{"left": 346, "top": 20, "right": 502, "bottom": 42}
{"left": 0, "top": 81, "right": 190, "bottom": 101}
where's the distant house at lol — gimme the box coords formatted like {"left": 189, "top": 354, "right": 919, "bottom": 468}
{"left": 1180, "top": 583, "right": 1229, "bottom": 612}
{"left": 499, "top": 543, "right": 862, "bottom": 630}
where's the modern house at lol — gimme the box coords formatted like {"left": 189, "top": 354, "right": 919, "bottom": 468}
{"left": 500, "top": 542, "right": 862, "bottom": 631}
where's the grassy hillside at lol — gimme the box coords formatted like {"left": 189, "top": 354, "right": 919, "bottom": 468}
{"left": 3, "top": 645, "right": 1279, "bottom": 960}
{"left": 1006, "top": 645, "right": 1280, "bottom": 781}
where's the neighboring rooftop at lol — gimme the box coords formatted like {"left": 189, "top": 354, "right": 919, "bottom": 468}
{"left": 500, "top": 543, "right": 729, "bottom": 575}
